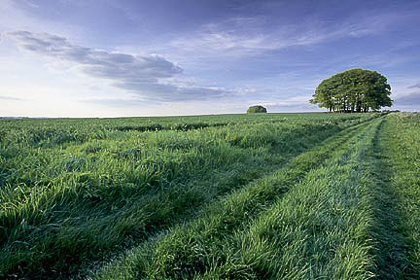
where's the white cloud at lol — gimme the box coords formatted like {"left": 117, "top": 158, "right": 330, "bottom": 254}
{"left": 251, "top": 95, "right": 313, "bottom": 107}
{"left": 0, "top": 95, "right": 23, "bottom": 100}
{"left": 393, "top": 91, "right": 420, "bottom": 111}
{"left": 408, "top": 83, "right": 420, "bottom": 89}
{"left": 5, "top": 30, "right": 229, "bottom": 102}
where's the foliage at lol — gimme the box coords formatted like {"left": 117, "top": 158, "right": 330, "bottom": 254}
{"left": 310, "top": 69, "right": 392, "bottom": 112}
{"left": 247, "top": 105, "right": 267, "bottom": 113}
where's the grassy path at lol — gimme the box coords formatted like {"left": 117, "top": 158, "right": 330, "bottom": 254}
{"left": 194, "top": 118, "right": 384, "bottom": 280}
{"left": 94, "top": 117, "right": 380, "bottom": 279}
{"left": 366, "top": 120, "right": 412, "bottom": 278}
{"left": 189, "top": 114, "right": 420, "bottom": 280}
{"left": 369, "top": 113, "right": 420, "bottom": 279}
{"left": 96, "top": 114, "right": 420, "bottom": 279}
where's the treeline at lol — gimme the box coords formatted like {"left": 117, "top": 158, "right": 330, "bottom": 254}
{"left": 310, "top": 69, "right": 392, "bottom": 112}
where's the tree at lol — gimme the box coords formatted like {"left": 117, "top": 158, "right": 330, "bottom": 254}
{"left": 247, "top": 105, "right": 267, "bottom": 113}
{"left": 310, "top": 69, "right": 392, "bottom": 112}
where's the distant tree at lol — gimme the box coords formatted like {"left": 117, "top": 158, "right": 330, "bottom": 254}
{"left": 247, "top": 105, "right": 267, "bottom": 113}
{"left": 310, "top": 69, "right": 392, "bottom": 112}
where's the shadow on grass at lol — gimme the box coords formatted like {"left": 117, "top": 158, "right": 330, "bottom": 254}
{"left": 368, "top": 120, "right": 416, "bottom": 279}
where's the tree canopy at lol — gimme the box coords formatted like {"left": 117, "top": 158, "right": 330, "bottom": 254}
{"left": 247, "top": 105, "right": 267, "bottom": 113}
{"left": 310, "top": 69, "right": 392, "bottom": 112}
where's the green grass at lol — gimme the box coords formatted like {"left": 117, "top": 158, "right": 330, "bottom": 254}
{"left": 370, "top": 113, "right": 420, "bottom": 278}
{"left": 2, "top": 112, "right": 418, "bottom": 279}
{"left": 196, "top": 119, "right": 383, "bottom": 280}
{"left": 94, "top": 116, "right": 379, "bottom": 279}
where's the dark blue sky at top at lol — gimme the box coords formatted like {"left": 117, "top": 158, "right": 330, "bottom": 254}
{"left": 18, "top": 1, "right": 415, "bottom": 42}
{"left": 1, "top": 0, "right": 419, "bottom": 116}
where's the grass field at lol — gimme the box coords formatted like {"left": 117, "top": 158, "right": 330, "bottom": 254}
{"left": 0, "top": 112, "right": 419, "bottom": 279}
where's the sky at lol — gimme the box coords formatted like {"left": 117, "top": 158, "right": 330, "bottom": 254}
{"left": 0, "top": 0, "right": 419, "bottom": 117}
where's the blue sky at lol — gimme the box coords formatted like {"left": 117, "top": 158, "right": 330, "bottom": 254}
{"left": 0, "top": 0, "right": 419, "bottom": 117}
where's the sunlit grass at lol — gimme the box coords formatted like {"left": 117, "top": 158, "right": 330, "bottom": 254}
{"left": 2, "top": 112, "right": 416, "bottom": 279}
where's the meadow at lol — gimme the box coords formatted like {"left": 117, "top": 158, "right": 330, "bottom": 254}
{"left": 0, "top": 112, "right": 419, "bottom": 279}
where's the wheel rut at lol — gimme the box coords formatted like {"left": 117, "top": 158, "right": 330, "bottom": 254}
{"left": 368, "top": 119, "right": 417, "bottom": 279}
{"left": 93, "top": 117, "right": 381, "bottom": 279}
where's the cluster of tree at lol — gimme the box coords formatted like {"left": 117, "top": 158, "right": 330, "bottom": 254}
{"left": 310, "top": 69, "right": 392, "bottom": 112}
{"left": 247, "top": 105, "right": 267, "bottom": 113}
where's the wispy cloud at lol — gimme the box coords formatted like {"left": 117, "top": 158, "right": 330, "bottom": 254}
{"left": 169, "top": 13, "right": 393, "bottom": 57}
{"left": 0, "top": 95, "right": 23, "bottom": 100}
{"left": 394, "top": 91, "right": 420, "bottom": 106}
{"left": 251, "top": 95, "right": 314, "bottom": 108}
{"left": 6, "top": 31, "right": 229, "bottom": 102}
{"left": 408, "top": 83, "right": 420, "bottom": 89}
{"left": 82, "top": 98, "right": 150, "bottom": 107}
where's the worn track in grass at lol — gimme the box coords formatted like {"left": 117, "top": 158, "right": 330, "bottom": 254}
{"left": 368, "top": 113, "right": 420, "bottom": 279}
{"left": 94, "top": 116, "right": 382, "bottom": 279}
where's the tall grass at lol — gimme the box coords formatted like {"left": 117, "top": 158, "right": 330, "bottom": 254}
{"left": 196, "top": 119, "right": 383, "bottom": 280}
{"left": 94, "top": 117, "right": 380, "bottom": 279}
{"left": 0, "top": 113, "right": 376, "bottom": 279}
{"left": 93, "top": 113, "right": 420, "bottom": 280}
{"left": 371, "top": 112, "right": 420, "bottom": 278}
